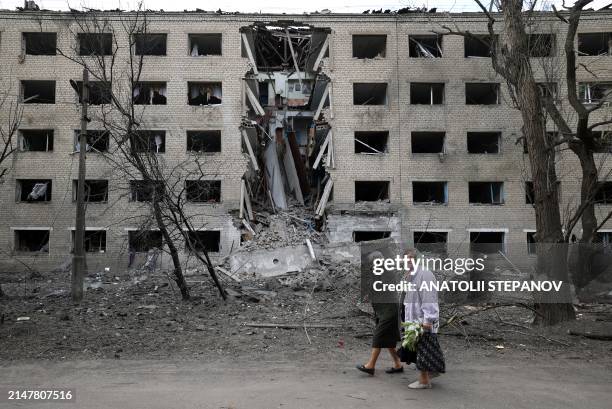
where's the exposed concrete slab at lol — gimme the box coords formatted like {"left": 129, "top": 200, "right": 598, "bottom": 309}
{"left": 230, "top": 245, "right": 315, "bottom": 277}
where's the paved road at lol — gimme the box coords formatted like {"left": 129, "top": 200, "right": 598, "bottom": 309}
{"left": 0, "top": 358, "right": 609, "bottom": 409}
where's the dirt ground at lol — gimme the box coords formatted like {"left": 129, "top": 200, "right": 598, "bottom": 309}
{"left": 1, "top": 268, "right": 612, "bottom": 408}
{"left": 1, "top": 268, "right": 611, "bottom": 364}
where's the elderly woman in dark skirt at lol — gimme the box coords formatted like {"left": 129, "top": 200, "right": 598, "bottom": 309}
{"left": 356, "top": 251, "right": 403, "bottom": 376}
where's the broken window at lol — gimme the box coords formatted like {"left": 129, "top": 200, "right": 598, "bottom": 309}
{"left": 411, "top": 132, "right": 445, "bottom": 153}
{"left": 134, "top": 33, "right": 167, "bottom": 55}
{"left": 189, "top": 33, "right": 222, "bottom": 56}
{"left": 21, "top": 80, "right": 55, "bottom": 104}
{"left": 579, "top": 82, "right": 612, "bottom": 104}
{"left": 76, "top": 81, "right": 111, "bottom": 105}
{"left": 593, "top": 131, "right": 612, "bottom": 153}
{"left": 469, "top": 182, "right": 504, "bottom": 205}
{"left": 19, "top": 129, "right": 53, "bottom": 152}
{"left": 187, "top": 130, "right": 221, "bottom": 153}
{"left": 17, "top": 179, "right": 52, "bottom": 202}
{"left": 15, "top": 229, "right": 50, "bottom": 252}
{"left": 133, "top": 82, "right": 167, "bottom": 105}
{"left": 467, "top": 132, "right": 501, "bottom": 154}
{"left": 129, "top": 180, "right": 164, "bottom": 202}
{"left": 528, "top": 34, "right": 555, "bottom": 57}
{"left": 130, "top": 131, "right": 165, "bottom": 153}
{"left": 594, "top": 181, "right": 612, "bottom": 204}
{"left": 527, "top": 232, "right": 537, "bottom": 255}
{"left": 352, "top": 35, "right": 386, "bottom": 58}
{"left": 537, "top": 82, "right": 558, "bottom": 100}
{"left": 470, "top": 231, "right": 505, "bottom": 254}
{"left": 464, "top": 35, "right": 496, "bottom": 57}
{"left": 412, "top": 182, "right": 448, "bottom": 204}
{"left": 185, "top": 180, "right": 221, "bottom": 203}
{"left": 578, "top": 32, "right": 612, "bottom": 56}
{"left": 353, "top": 83, "right": 387, "bottom": 105}
{"left": 410, "top": 83, "right": 444, "bottom": 105}
{"left": 353, "top": 231, "right": 391, "bottom": 242}
{"left": 74, "top": 130, "right": 110, "bottom": 153}
{"left": 186, "top": 230, "right": 220, "bottom": 253}
{"left": 78, "top": 33, "right": 113, "bottom": 56}
{"left": 414, "top": 231, "right": 448, "bottom": 253}
{"left": 594, "top": 231, "right": 612, "bottom": 247}
{"left": 466, "top": 83, "right": 500, "bottom": 105}
{"left": 72, "top": 230, "right": 107, "bottom": 253}
{"left": 72, "top": 180, "right": 108, "bottom": 203}
{"left": 129, "top": 230, "right": 163, "bottom": 252}
{"left": 188, "top": 82, "right": 222, "bottom": 105}
{"left": 23, "top": 32, "right": 56, "bottom": 55}
{"left": 354, "top": 131, "right": 388, "bottom": 154}
{"left": 355, "top": 181, "right": 390, "bottom": 202}
{"left": 409, "top": 35, "right": 442, "bottom": 58}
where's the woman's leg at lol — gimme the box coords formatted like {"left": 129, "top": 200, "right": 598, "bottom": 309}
{"left": 387, "top": 347, "right": 402, "bottom": 369}
{"left": 418, "top": 370, "right": 431, "bottom": 385}
{"left": 364, "top": 348, "right": 381, "bottom": 369}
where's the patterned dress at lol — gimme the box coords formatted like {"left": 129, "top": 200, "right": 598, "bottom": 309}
{"left": 403, "top": 267, "right": 446, "bottom": 373}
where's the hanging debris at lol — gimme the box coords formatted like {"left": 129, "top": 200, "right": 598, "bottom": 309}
{"left": 238, "top": 21, "right": 333, "bottom": 234}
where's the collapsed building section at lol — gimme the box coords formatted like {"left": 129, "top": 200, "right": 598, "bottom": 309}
{"left": 238, "top": 21, "right": 332, "bottom": 237}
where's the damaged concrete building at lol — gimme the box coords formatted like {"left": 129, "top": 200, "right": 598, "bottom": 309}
{"left": 1, "top": 7, "right": 612, "bottom": 273}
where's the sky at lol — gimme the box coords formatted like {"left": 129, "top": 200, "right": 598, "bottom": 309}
{"left": 0, "top": 0, "right": 610, "bottom": 14}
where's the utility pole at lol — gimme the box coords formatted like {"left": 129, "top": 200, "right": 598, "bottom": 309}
{"left": 72, "top": 68, "right": 88, "bottom": 302}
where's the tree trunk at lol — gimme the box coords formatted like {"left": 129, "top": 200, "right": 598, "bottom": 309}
{"left": 568, "top": 142, "right": 599, "bottom": 288}
{"left": 501, "top": 0, "right": 575, "bottom": 325}
{"left": 152, "top": 200, "right": 190, "bottom": 300}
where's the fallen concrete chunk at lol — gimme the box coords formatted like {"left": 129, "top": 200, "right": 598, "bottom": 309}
{"left": 229, "top": 244, "right": 315, "bottom": 278}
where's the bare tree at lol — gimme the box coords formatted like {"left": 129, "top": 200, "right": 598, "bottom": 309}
{"left": 439, "top": 0, "right": 589, "bottom": 324}
{"left": 0, "top": 80, "right": 25, "bottom": 298}
{"left": 0, "top": 83, "right": 23, "bottom": 183}
{"left": 57, "top": 6, "right": 225, "bottom": 300}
